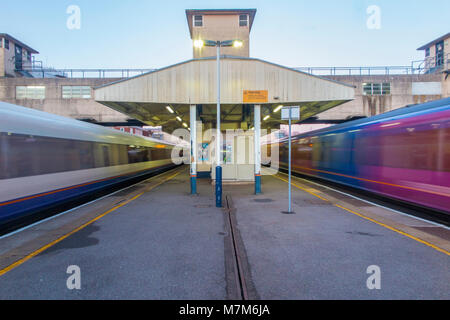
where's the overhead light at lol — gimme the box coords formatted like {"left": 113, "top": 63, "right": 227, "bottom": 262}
{"left": 176, "top": 116, "right": 182, "bottom": 122}
{"left": 274, "top": 105, "right": 283, "bottom": 113}
{"left": 166, "top": 106, "right": 174, "bottom": 114}
{"left": 183, "top": 122, "right": 188, "bottom": 128}
{"left": 193, "top": 40, "right": 204, "bottom": 48}
{"left": 233, "top": 40, "right": 243, "bottom": 48}
{"left": 263, "top": 115, "right": 270, "bottom": 121}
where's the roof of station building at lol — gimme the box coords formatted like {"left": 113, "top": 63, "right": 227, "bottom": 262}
{"left": 0, "top": 33, "right": 39, "bottom": 53}
{"left": 94, "top": 56, "right": 354, "bottom": 131}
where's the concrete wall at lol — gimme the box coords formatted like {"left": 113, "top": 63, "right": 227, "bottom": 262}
{"left": 317, "top": 74, "right": 444, "bottom": 120}
{"left": 0, "top": 77, "right": 131, "bottom": 123}
{"left": 191, "top": 14, "right": 250, "bottom": 58}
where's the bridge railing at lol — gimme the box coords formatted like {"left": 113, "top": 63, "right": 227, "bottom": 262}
{"left": 19, "top": 67, "right": 156, "bottom": 79}
{"left": 293, "top": 66, "right": 424, "bottom": 76}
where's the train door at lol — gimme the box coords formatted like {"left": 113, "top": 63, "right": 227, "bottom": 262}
{"left": 15, "top": 45, "right": 23, "bottom": 71}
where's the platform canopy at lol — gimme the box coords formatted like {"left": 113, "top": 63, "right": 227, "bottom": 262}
{"left": 94, "top": 56, "right": 354, "bottom": 131}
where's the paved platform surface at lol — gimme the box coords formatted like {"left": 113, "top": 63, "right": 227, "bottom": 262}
{"left": 0, "top": 166, "right": 448, "bottom": 299}
{"left": 226, "top": 169, "right": 450, "bottom": 299}
{"left": 0, "top": 168, "right": 226, "bottom": 299}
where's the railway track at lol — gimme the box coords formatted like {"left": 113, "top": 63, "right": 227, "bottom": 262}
{"left": 223, "top": 194, "right": 259, "bottom": 300}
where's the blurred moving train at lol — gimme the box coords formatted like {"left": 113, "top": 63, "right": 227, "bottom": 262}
{"left": 268, "top": 98, "right": 450, "bottom": 214}
{"left": 0, "top": 102, "right": 183, "bottom": 230}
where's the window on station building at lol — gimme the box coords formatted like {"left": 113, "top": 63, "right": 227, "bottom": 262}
{"left": 16, "top": 86, "right": 46, "bottom": 99}
{"left": 0, "top": 38, "right": 2, "bottom": 48}
{"left": 62, "top": 86, "right": 92, "bottom": 99}
{"left": 4, "top": 39, "right": 9, "bottom": 50}
{"left": 362, "top": 83, "right": 391, "bottom": 95}
{"left": 193, "top": 15, "right": 203, "bottom": 27}
{"left": 425, "top": 47, "right": 430, "bottom": 57}
{"left": 239, "top": 14, "right": 248, "bottom": 27}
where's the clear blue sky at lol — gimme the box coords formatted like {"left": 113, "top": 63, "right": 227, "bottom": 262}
{"left": 2, "top": 0, "right": 449, "bottom": 69}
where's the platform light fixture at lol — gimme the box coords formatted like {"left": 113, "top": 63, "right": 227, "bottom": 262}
{"left": 193, "top": 39, "right": 204, "bottom": 49}
{"left": 263, "top": 115, "right": 270, "bottom": 121}
{"left": 232, "top": 40, "right": 243, "bottom": 48}
{"left": 176, "top": 116, "right": 182, "bottom": 122}
{"left": 274, "top": 105, "right": 283, "bottom": 113}
{"left": 182, "top": 122, "right": 188, "bottom": 128}
{"left": 166, "top": 106, "right": 174, "bottom": 114}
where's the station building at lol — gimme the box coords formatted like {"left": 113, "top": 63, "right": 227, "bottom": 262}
{"left": 93, "top": 9, "right": 354, "bottom": 192}
{"left": 0, "top": 12, "right": 449, "bottom": 128}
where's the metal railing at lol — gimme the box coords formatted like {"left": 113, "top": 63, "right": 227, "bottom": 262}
{"left": 294, "top": 66, "right": 423, "bottom": 76}
{"left": 295, "top": 55, "right": 449, "bottom": 76}
{"left": 19, "top": 67, "right": 156, "bottom": 79}
{"left": 411, "top": 53, "right": 449, "bottom": 74}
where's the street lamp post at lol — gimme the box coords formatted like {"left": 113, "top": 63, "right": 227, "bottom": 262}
{"left": 194, "top": 39, "right": 243, "bottom": 208}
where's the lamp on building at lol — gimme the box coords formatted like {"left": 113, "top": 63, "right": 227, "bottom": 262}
{"left": 193, "top": 39, "right": 243, "bottom": 207}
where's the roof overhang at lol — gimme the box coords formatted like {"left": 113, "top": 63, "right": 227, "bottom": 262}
{"left": 417, "top": 32, "right": 450, "bottom": 50}
{"left": 0, "top": 33, "right": 39, "bottom": 54}
{"left": 94, "top": 56, "right": 355, "bottom": 132}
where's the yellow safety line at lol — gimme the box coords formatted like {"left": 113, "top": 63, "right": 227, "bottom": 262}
{"left": 273, "top": 173, "right": 450, "bottom": 256}
{"left": 0, "top": 169, "right": 182, "bottom": 277}
{"left": 274, "top": 174, "right": 329, "bottom": 202}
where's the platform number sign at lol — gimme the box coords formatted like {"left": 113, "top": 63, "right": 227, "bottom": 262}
{"left": 281, "top": 106, "right": 300, "bottom": 121}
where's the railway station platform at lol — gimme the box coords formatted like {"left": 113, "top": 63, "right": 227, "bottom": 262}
{"left": 0, "top": 166, "right": 448, "bottom": 300}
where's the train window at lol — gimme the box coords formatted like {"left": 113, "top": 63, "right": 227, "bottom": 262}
{"left": 0, "top": 133, "right": 173, "bottom": 180}
{"left": 78, "top": 141, "right": 95, "bottom": 169}
{"left": 102, "top": 146, "right": 110, "bottom": 167}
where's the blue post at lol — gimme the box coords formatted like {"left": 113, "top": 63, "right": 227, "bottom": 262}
{"left": 255, "top": 174, "right": 261, "bottom": 194}
{"left": 190, "top": 175, "right": 197, "bottom": 195}
{"left": 216, "top": 166, "right": 222, "bottom": 207}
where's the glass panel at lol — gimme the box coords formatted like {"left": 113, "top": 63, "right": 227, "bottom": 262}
{"left": 362, "top": 83, "right": 372, "bottom": 95}
{"left": 16, "top": 86, "right": 27, "bottom": 99}
{"left": 239, "top": 14, "right": 248, "bottom": 27}
{"left": 62, "top": 86, "right": 91, "bottom": 99}
{"left": 372, "top": 83, "right": 382, "bottom": 95}
{"left": 382, "top": 83, "right": 391, "bottom": 95}
{"left": 194, "top": 15, "right": 202, "bottom": 27}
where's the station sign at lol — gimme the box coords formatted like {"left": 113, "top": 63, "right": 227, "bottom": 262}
{"left": 243, "top": 90, "right": 268, "bottom": 103}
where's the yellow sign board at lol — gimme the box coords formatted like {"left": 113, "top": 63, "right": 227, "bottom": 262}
{"left": 243, "top": 90, "right": 268, "bottom": 103}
